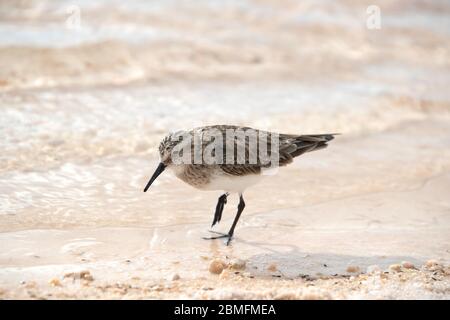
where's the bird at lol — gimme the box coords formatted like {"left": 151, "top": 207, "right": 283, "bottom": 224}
{"left": 143, "top": 125, "right": 337, "bottom": 245}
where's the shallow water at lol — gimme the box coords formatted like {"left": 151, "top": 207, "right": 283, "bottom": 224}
{"left": 1, "top": 81, "right": 448, "bottom": 231}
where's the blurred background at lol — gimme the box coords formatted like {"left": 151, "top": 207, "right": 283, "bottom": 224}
{"left": 1, "top": 0, "right": 450, "bottom": 226}
{"left": 0, "top": 0, "right": 449, "bottom": 299}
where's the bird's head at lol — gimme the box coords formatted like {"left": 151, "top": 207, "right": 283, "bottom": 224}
{"left": 143, "top": 131, "right": 187, "bottom": 192}
{"left": 158, "top": 133, "right": 181, "bottom": 167}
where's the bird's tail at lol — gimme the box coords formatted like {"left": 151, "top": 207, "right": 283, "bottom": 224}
{"left": 278, "top": 133, "right": 339, "bottom": 164}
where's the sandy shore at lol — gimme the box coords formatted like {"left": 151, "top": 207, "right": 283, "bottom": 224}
{"left": 1, "top": 0, "right": 450, "bottom": 299}
{"left": 1, "top": 118, "right": 449, "bottom": 299}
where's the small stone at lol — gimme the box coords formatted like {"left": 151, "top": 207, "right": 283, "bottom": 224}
{"left": 219, "top": 269, "right": 231, "bottom": 280}
{"left": 346, "top": 265, "right": 360, "bottom": 273}
{"left": 201, "top": 286, "right": 214, "bottom": 291}
{"left": 426, "top": 259, "right": 439, "bottom": 266}
{"left": 425, "top": 260, "right": 440, "bottom": 269}
{"left": 380, "top": 273, "right": 389, "bottom": 280}
{"left": 443, "top": 267, "right": 450, "bottom": 276}
{"left": 230, "top": 259, "right": 246, "bottom": 270}
{"left": 389, "top": 264, "right": 402, "bottom": 272}
{"left": 267, "top": 263, "right": 277, "bottom": 272}
{"left": 316, "top": 272, "right": 323, "bottom": 276}
{"left": 63, "top": 272, "right": 74, "bottom": 279}
{"left": 153, "top": 285, "right": 163, "bottom": 292}
{"left": 49, "top": 278, "right": 62, "bottom": 287}
{"left": 80, "top": 270, "right": 94, "bottom": 281}
{"left": 63, "top": 270, "right": 94, "bottom": 281}
{"left": 209, "top": 259, "right": 226, "bottom": 275}
{"left": 402, "top": 261, "right": 416, "bottom": 269}
{"left": 366, "top": 265, "right": 381, "bottom": 274}
{"left": 170, "top": 273, "right": 180, "bottom": 281}
{"left": 359, "top": 274, "right": 368, "bottom": 280}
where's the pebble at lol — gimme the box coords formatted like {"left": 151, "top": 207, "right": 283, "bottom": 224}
{"left": 49, "top": 278, "right": 62, "bottom": 287}
{"left": 425, "top": 259, "right": 440, "bottom": 269}
{"left": 267, "top": 263, "right": 277, "bottom": 272}
{"left": 389, "top": 264, "right": 402, "bottom": 272}
{"left": 80, "top": 270, "right": 94, "bottom": 281}
{"left": 64, "top": 270, "right": 94, "bottom": 281}
{"left": 170, "top": 273, "right": 180, "bottom": 281}
{"left": 201, "top": 286, "right": 214, "bottom": 291}
{"left": 219, "top": 269, "right": 231, "bottom": 280}
{"left": 401, "top": 261, "right": 416, "bottom": 269}
{"left": 152, "top": 285, "right": 163, "bottom": 292}
{"left": 230, "top": 259, "right": 246, "bottom": 270}
{"left": 443, "top": 267, "right": 450, "bottom": 276}
{"left": 346, "top": 265, "right": 360, "bottom": 273}
{"left": 366, "top": 265, "right": 381, "bottom": 274}
{"left": 209, "top": 259, "right": 226, "bottom": 275}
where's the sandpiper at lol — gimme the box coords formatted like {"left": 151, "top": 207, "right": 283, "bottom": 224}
{"left": 144, "top": 125, "right": 337, "bottom": 245}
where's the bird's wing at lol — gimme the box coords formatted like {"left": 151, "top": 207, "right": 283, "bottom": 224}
{"left": 193, "top": 126, "right": 337, "bottom": 176}
{"left": 217, "top": 127, "right": 270, "bottom": 176}
{"left": 219, "top": 132, "right": 338, "bottom": 175}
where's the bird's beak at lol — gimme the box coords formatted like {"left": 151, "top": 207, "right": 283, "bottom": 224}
{"left": 143, "top": 162, "right": 166, "bottom": 192}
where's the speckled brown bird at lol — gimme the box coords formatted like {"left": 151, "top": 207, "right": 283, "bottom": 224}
{"left": 144, "top": 125, "right": 337, "bottom": 245}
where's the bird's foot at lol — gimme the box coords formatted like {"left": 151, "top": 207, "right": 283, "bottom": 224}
{"left": 202, "top": 230, "right": 233, "bottom": 246}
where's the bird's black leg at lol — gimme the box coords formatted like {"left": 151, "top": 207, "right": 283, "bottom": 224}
{"left": 203, "top": 193, "right": 245, "bottom": 246}
{"left": 224, "top": 193, "right": 245, "bottom": 245}
{"left": 211, "top": 193, "right": 228, "bottom": 227}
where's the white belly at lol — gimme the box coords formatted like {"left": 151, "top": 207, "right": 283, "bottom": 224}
{"left": 202, "top": 172, "right": 263, "bottom": 193}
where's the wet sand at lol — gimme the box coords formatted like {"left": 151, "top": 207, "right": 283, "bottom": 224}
{"left": 1, "top": 117, "right": 449, "bottom": 299}
{"left": 1, "top": 0, "right": 450, "bottom": 299}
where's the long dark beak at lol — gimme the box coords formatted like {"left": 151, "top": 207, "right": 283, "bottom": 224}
{"left": 143, "top": 162, "right": 166, "bottom": 192}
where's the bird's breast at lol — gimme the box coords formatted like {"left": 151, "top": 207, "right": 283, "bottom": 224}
{"left": 170, "top": 164, "right": 211, "bottom": 189}
{"left": 170, "top": 164, "right": 262, "bottom": 193}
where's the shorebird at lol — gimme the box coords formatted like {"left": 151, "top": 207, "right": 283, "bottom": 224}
{"left": 144, "top": 125, "right": 336, "bottom": 245}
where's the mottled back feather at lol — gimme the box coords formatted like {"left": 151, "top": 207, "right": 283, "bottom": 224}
{"left": 186, "top": 125, "right": 337, "bottom": 177}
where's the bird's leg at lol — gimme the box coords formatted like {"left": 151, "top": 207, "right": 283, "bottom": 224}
{"left": 203, "top": 193, "right": 245, "bottom": 246}
{"left": 211, "top": 193, "right": 228, "bottom": 227}
{"left": 224, "top": 193, "right": 245, "bottom": 245}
